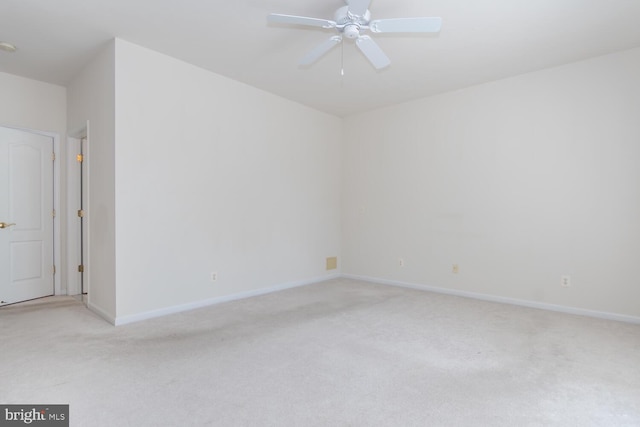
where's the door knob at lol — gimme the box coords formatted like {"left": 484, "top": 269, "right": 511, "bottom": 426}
{"left": 0, "top": 222, "right": 16, "bottom": 229}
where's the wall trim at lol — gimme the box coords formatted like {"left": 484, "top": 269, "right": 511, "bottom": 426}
{"left": 66, "top": 136, "right": 82, "bottom": 297}
{"left": 341, "top": 274, "right": 640, "bottom": 325}
{"left": 94, "top": 272, "right": 640, "bottom": 326}
{"left": 88, "top": 302, "right": 116, "bottom": 325}
{"left": 113, "top": 273, "right": 341, "bottom": 326}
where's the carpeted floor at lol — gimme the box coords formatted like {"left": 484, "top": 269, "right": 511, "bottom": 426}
{"left": 1, "top": 278, "right": 639, "bottom": 426}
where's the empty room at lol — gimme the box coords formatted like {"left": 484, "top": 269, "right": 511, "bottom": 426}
{"left": 1, "top": 0, "right": 639, "bottom": 425}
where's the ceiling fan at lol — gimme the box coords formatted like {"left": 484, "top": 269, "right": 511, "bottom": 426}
{"left": 267, "top": 0, "right": 442, "bottom": 70}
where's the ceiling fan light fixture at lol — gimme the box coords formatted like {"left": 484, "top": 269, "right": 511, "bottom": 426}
{"left": 0, "top": 42, "right": 17, "bottom": 53}
{"left": 343, "top": 24, "right": 360, "bottom": 39}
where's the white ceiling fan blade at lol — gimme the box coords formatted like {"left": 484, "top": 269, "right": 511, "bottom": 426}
{"left": 268, "top": 13, "right": 336, "bottom": 29}
{"left": 356, "top": 36, "right": 390, "bottom": 69}
{"left": 370, "top": 17, "right": 442, "bottom": 33}
{"left": 299, "top": 36, "right": 342, "bottom": 66}
{"left": 347, "top": 0, "right": 372, "bottom": 17}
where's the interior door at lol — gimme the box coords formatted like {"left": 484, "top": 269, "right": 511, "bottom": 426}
{"left": 0, "top": 126, "right": 54, "bottom": 305}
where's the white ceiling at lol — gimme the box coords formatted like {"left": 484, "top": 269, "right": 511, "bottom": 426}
{"left": 2, "top": 0, "right": 640, "bottom": 117}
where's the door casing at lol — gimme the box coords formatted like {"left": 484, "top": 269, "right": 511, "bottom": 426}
{"left": 66, "top": 130, "right": 89, "bottom": 297}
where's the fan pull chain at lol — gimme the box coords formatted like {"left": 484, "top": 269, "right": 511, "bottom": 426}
{"left": 340, "top": 38, "right": 345, "bottom": 81}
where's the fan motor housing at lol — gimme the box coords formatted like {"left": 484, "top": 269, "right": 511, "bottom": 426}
{"left": 335, "top": 5, "right": 370, "bottom": 39}
{"left": 334, "top": 6, "right": 370, "bottom": 25}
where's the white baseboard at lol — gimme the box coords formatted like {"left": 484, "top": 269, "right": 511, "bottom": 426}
{"left": 341, "top": 274, "right": 640, "bottom": 325}
{"left": 113, "top": 273, "right": 341, "bottom": 326}
{"left": 88, "top": 302, "right": 116, "bottom": 325}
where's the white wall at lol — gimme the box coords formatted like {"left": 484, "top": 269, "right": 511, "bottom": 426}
{"left": 67, "top": 41, "right": 117, "bottom": 320}
{"left": 113, "top": 40, "right": 342, "bottom": 319}
{"left": 342, "top": 47, "right": 640, "bottom": 318}
{"left": 0, "top": 72, "right": 66, "bottom": 135}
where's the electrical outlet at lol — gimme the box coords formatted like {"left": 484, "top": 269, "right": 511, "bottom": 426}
{"left": 561, "top": 275, "right": 571, "bottom": 287}
{"left": 210, "top": 272, "right": 218, "bottom": 282}
{"left": 399, "top": 258, "right": 405, "bottom": 267}
{"left": 452, "top": 264, "right": 459, "bottom": 274}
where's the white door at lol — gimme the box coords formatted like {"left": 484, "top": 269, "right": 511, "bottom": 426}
{"left": 0, "top": 126, "right": 54, "bottom": 305}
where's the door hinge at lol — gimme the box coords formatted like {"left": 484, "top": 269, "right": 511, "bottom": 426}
{"left": 52, "top": 152, "right": 56, "bottom": 161}
{"left": 76, "top": 154, "right": 84, "bottom": 163}
{"left": 52, "top": 209, "right": 56, "bottom": 218}
{"left": 77, "top": 209, "right": 84, "bottom": 218}
{"left": 78, "top": 265, "right": 84, "bottom": 273}
{"left": 53, "top": 265, "right": 56, "bottom": 275}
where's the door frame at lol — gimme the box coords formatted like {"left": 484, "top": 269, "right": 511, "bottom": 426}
{"left": 0, "top": 124, "right": 61, "bottom": 296}
{"left": 67, "top": 124, "right": 89, "bottom": 298}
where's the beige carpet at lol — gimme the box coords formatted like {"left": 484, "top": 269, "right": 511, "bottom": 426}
{"left": 1, "top": 278, "right": 639, "bottom": 426}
